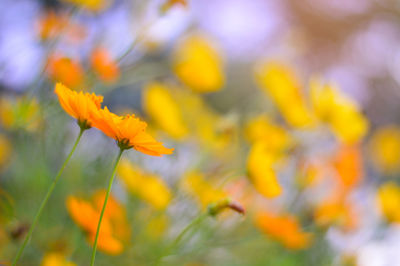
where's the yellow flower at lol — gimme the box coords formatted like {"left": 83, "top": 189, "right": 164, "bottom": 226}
{"left": 66, "top": 190, "right": 130, "bottom": 255}
{"left": 47, "top": 55, "right": 84, "bottom": 89}
{"left": 62, "top": 0, "right": 109, "bottom": 11}
{"left": 255, "top": 211, "right": 312, "bottom": 250}
{"left": 41, "top": 252, "right": 76, "bottom": 266}
{"left": 92, "top": 107, "right": 174, "bottom": 155}
{"left": 247, "top": 141, "right": 282, "bottom": 198}
{"left": 143, "top": 82, "right": 188, "bottom": 140}
{"left": 117, "top": 159, "right": 172, "bottom": 210}
{"left": 0, "top": 135, "right": 11, "bottom": 170}
{"left": 182, "top": 171, "right": 227, "bottom": 209}
{"left": 377, "top": 182, "right": 400, "bottom": 223}
{"left": 144, "top": 213, "right": 169, "bottom": 239}
{"left": 90, "top": 47, "right": 119, "bottom": 83}
{"left": 0, "top": 97, "right": 41, "bottom": 132}
{"left": 173, "top": 35, "right": 225, "bottom": 93}
{"left": 245, "top": 114, "right": 292, "bottom": 151}
{"left": 369, "top": 126, "right": 400, "bottom": 174}
{"left": 254, "top": 61, "right": 313, "bottom": 128}
{"left": 54, "top": 83, "right": 103, "bottom": 129}
{"left": 310, "top": 79, "right": 368, "bottom": 144}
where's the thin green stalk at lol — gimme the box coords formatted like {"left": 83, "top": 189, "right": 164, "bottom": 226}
{"left": 12, "top": 128, "right": 85, "bottom": 265}
{"left": 90, "top": 148, "right": 124, "bottom": 266}
{"left": 156, "top": 212, "right": 208, "bottom": 265}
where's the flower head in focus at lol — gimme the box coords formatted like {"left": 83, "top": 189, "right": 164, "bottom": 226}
{"left": 92, "top": 107, "right": 174, "bottom": 155}
{"left": 117, "top": 158, "right": 172, "bottom": 210}
{"left": 90, "top": 47, "right": 119, "bottom": 83}
{"left": 66, "top": 190, "right": 130, "bottom": 255}
{"left": 369, "top": 126, "right": 400, "bottom": 174}
{"left": 255, "top": 211, "right": 312, "bottom": 250}
{"left": 54, "top": 83, "right": 103, "bottom": 130}
{"left": 173, "top": 35, "right": 225, "bottom": 93}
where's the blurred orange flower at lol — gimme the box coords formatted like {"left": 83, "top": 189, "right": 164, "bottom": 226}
{"left": 333, "top": 145, "right": 363, "bottom": 190}
{"left": 92, "top": 107, "right": 173, "bottom": 155}
{"left": 47, "top": 55, "right": 84, "bottom": 89}
{"left": 161, "top": 0, "right": 187, "bottom": 12}
{"left": 37, "top": 10, "right": 68, "bottom": 40}
{"left": 54, "top": 83, "right": 103, "bottom": 129}
{"left": 314, "top": 197, "right": 358, "bottom": 231}
{"left": 66, "top": 190, "right": 130, "bottom": 255}
{"left": 255, "top": 211, "right": 312, "bottom": 249}
{"left": 90, "top": 47, "right": 119, "bottom": 83}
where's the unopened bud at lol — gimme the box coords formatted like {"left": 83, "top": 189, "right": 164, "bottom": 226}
{"left": 208, "top": 198, "right": 245, "bottom": 216}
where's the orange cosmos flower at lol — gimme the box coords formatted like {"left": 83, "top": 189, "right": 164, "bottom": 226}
{"left": 90, "top": 47, "right": 119, "bottom": 83}
{"left": 54, "top": 83, "right": 103, "bottom": 129}
{"left": 66, "top": 190, "right": 130, "bottom": 255}
{"left": 92, "top": 107, "right": 173, "bottom": 155}
{"left": 255, "top": 211, "right": 312, "bottom": 250}
{"left": 47, "top": 55, "right": 84, "bottom": 89}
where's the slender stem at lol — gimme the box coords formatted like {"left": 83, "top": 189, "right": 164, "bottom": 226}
{"left": 12, "top": 128, "right": 84, "bottom": 265}
{"left": 90, "top": 148, "right": 124, "bottom": 266}
{"left": 156, "top": 212, "right": 208, "bottom": 265}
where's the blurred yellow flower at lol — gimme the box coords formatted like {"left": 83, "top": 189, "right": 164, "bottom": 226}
{"left": 310, "top": 79, "right": 368, "bottom": 144}
{"left": 54, "top": 83, "right": 103, "bottom": 129}
{"left": 173, "top": 35, "right": 225, "bottom": 93}
{"left": 183, "top": 171, "right": 227, "bottom": 209}
{"left": 143, "top": 82, "right": 188, "bottom": 140}
{"left": 247, "top": 141, "right": 282, "bottom": 198}
{"left": 245, "top": 114, "right": 293, "bottom": 151}
{"left": 47, "top": 55, "right": 84, "bottom": 89}
{"left": 377, "top": 182, "right": 400, "bottom": 223}
{"left": 90, "top": 47, "right": 119, "bottom": 83}
{"left": 175, "top": 89, "right": 236, "bottom": 153}
{"left": 117, "top": 159, "right": 172, "bottom": 210}
{"left": 92, "top": 107, "right": 174, "bottom": 155}
{"left": 255, "top": 61, "right": 313, "bottom": 128}
{"left": 0, "top": 97, "right": 41, "bottom": 132}
{"left": 66, "top": 190, "right": 130, "bottom": 255}
{"left": 0, "top": 135, "right": 11, "bottom": 170}
{"left": 62, "top": 0, "right": 108, "bottom": 11}
{"left": 369, "top": 126, "right": 400, "bottom": 174}
{"left": 41, "top": 252, "right": 76, "bottom": 266}
{"left": 144, "top": 213, "right": 169, "bottom": 239}
{"left": 255, "top": 211, "right": 312, "bottom": 250}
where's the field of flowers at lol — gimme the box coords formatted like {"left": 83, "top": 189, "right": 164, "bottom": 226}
{"left": 1, "top": 0, "right": 400, "bottom": 265}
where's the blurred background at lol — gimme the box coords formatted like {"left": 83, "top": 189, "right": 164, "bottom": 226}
{"left": 1, "top": 0, "right": 400, "bottom": 265}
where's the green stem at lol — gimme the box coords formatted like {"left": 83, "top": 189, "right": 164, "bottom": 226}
{"left": 90, "top": 148, "right": 124, "bottom": 266}
{"left": 156, "top": 212, "right": 208, "bottom": 265}
{"left": 12, "top": 128, "right": 84, "bottom": 265}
